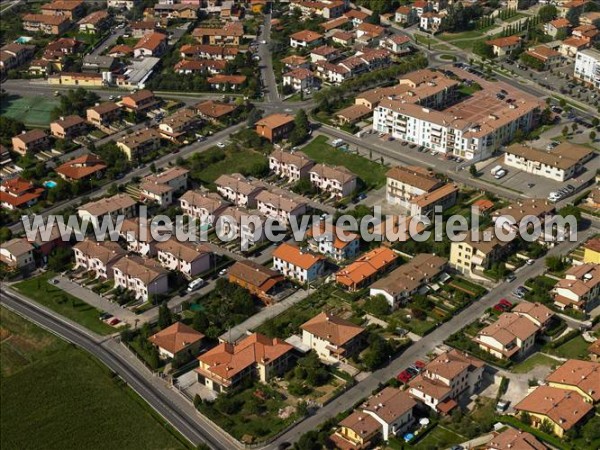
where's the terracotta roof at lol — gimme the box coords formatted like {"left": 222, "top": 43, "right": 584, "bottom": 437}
{"left": 207, "top": 74, "right": 246, "bottom": 85}
{"left": 336, "top": 104, "right": 371, "bottom": 122}
{"left": 13, "top": 129, "right": 47, "bottom": 144}
{"left": 78, "top": 10, "right": 108, "bottom": 26}
{"left": 386, "top": 165, "right": 442, "bottom": 192}
{"left": 113, "top": 254, "right": 168, "bottom": 284}
{"left": 88, "top": 101, "right": 120, "bottom": 115}
{"left": 192, "top": 21, "right": 243, "bottom": 38}
{"left": 52, "top": 115, "right": 85, "bottom": 130}
{"left": 284, "top": 67, "right": 314, "bottom": 80}
{"left": 370, "top": 253, "right": 447, "bottom": 296}
{"left": 174, "top": 59, "right": 227, "bottom": 72}
{"left": 73, "top": 239, "right": 125, "bottom": 265}
{"left": 255, "top": 113, "right": 295, "bottom": 130}
{"left": 228, "top": 259, "right": 283, "bottom": 290}
{"left": 150, "top": 322, "right": 204, "bottom": 355}
{"left": 215, "top": 173, "right": 263, "bottom": 196}
{"left": 55, "top": 153, "right": 106, "bottom": 180}
{"left": 255, "top": 190, "right": 305, "bottom": 213}
{"left": 512, "top": 301, "right": 554, "bottom": 325}
{"left": 155, "top": 239, "right": 209, "bottom": 263}
{"left": 337, "top": 410, "right": 380, "bottom": 438}
{"left": 180, "top": 190, "right": 228, "bottom": 212}
{"left": 281, "top": 55, "right": 308, "bottom": 66}
{"left": 545, "top": 359, "right": 600, "bottom": 402}
{"left": 272, "top": 243, "right": 323, "bottom": 270}
{"left": 345, "top": 9, "right": 370, "bottom": 20}
{"left": 584, "top": 237, "right": 600, "bottom": 254}
{"left": 290, "top": 30, "right": 323, "bottom": 43}
{"left": 589, "top": 339, "right": 600, "bottom": 356}
{"left": 310, "top": 163, "right": 357, "bottom": 184}
{"left": 514, "top": 386, "right": 593, "bottom": 431}
{"left": 336, "top": 247, "right": 398, "bottom": 288}
{"left": 269, "top": 150, "right": 314, "bottom": 170}
{"left": 41, "top": 0, "right": 83, "bottom": 11}
{"left": 472, "top": 198, "right": 494, "bottom": 212}
{"left": 505, "top": 141, "right": 593, "bottom": 171}
{"left": 320, "top": 16, "right": 350, "bottom": 31}
{"left": 422, "top": 349, "right": 484, "bottom": 382}
{"left": 492, "top": 198, "right": 555, "bottom": 223}
{"left": 301, "top": 311, "right": 364, "bottom": 346}
{"left": 23, "top": 14, "right": 71, "bottom": 26}
{"left": 549, "top": 18, "right": 572, "bottom": 28}
{"left": 526, "top": 45, "right": 562, "bottom": 61}
{"left": 476, "top": 313, "right": 539, "bottom": 351}
{"left": 119, "top": 217, "right": 155, "bottom": 243}
{"left": 488, "top": 428, "right": 547, "bottom": 450}
{"left": 412, "top": 183, "right": 458, "bottom": 208}
{"left": 194, "top": 100, "right": 237, "bottom": 119}
{"left": 79, "top": 193, "right": 136, "bottom": 217}
{"left": 108, "top": 44, "right": 133, "bottom": 55}
{"left": 134, "top": 32, "right": 167, "bottom": 51}
{"left": 486, "top": 35, "right": 522, "bottom": 48}
{"left": 197, "top": 332, "right": 292, "bottom": 381}
{"left": 362, "top": 387, "right": 416, "bottom": 424}
{"left": 117, "top": 128, "right": 161, "bottom": 150}
{"left": 307, "top": 222, "right": 359, "bottom": 250}
{"left": 122, "top": 89, "right": 155, "bottom": 105}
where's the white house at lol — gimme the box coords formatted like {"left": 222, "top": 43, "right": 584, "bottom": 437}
{"left": 72, "top": 239, "right": 126, "bottom": 279}
{"left": 307, "top": 222, "right": 361, "bottom": 262}
{"left": 255, "top": 190, "right": 307, "bottom": 226}
{"left": 309, "top": 163, "right": 357, "bottom": 198}
{"left": 301, "top": 311, "right": 365, "bottom": 362}
{"left": 215, "top": 173, "right": 264, "bottom": 208}
{"left": 272, "top": 243, "right": 325, "bottom": 284}
{"left": 268, "top": 150, "right": 315, "bottom": 182}
{"left": 119, "top": 218, "right": 157, "bottom": 257}
{"left": 180, "top": 190, "right": 229, "bottom": 226}
{"left": 156, "top": 239, "right": 211, "bottom": 278}
{"left": 362, "top": 387, "right": 417, "bottom": 441}
{"left": 112, "top": 255, "right": 169, "bottom": 301}
{"left": 473, "top": 312, "right": 540, "bottom": 360}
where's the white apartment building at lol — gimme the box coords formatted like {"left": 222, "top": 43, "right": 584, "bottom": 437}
{"left": 272, "top": 243, "right": 325, "bottom": 284}
{"left": 309, "top": 163, "right": 357, "bottom": 198}
{"left": 373, "top": 94, "right": 540, "bottom": 161}
{"left": 156, "top": 239, "right": 211, "bottom": 278}
{"left": 574, "top": 48, "right": 600, "bottom": 90}
{"left": 385, "top": 166, "right": 443, "bottom": 208}
{"left": 73, "top": 239, "right": 125, "bottom": 279}
{"left": 307, "top": 223, "right": 361, "bottom": 262}
{"left": 256, "top": 190, "right": 307, "bottom": 226}
{"left": 269, "top": 150, "right": 315, "bottom": 182}
{"left": 112, "top": 255, "right": 169, "bottom": 301}
{"left": 214, "top": 173, "right": 264, "bottom": 208}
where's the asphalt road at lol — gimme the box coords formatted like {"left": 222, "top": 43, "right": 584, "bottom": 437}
{"left": 1, "top": 288, "right": 239, "bottom": 450}
{"left": 258, "top": 13, "right": 280, "bottom": 105}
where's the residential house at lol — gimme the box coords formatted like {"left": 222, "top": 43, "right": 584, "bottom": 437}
{"left": 307, "top": 222, "right": 361, "bottom": 262}
{"left": 228, "top": 259, "right": 284, "bottom": 304}
{"left": 361, "top": 387, "right": 417, "bottom": 441}
{"left": 180, "top": 44, "right": 238, "bottom": 60}
{"left": 139, "top": 179, "right": 175, "bottom": 206}
{"left": 290, "top": 0, "right": 346, "bottom": 19}
{"left": 174, "top": 59, "right": 227, "bottom": 75}
{"left": 72, "top": 239, "right": 126, "bottom": 278}
{"left": 11, "top": 129, "right": 49, "bottom": 156}
{"left": 255, "top": 190, "right": 307, "bottom": 226}
{"left": 86, "top": 102, "right": 121, "bottom": 127}
{"left": 382, "top": 34, "right": 412, "bottom": 55}
{"left": 119, "top": 217, "right": 157, "bottom": 257}
{"left": 336, "top": 104, "right": 372, "bottom": 125}
{"left": 158, "top": 107, "right": 200, "bottom": 141}
{"left": 486, "top": 36, "right": 522, "bottom": 57}
{"left": 356, "top": 22, "right": 386, "bottom": 45}
{"left": 206, "top": 74, "right": 247, "bottom": 90}
{"left": 512, "top": 301, "right": 555, "bottom": 328}
{"left": 525, "top": 45, "right": 563, "bottom": 70}
{"left": 552, "top": 263, "right": 600, "bottom": 311}
{"left": 269, "top": 150, "right": 314, "bottom": 182}
{"left": 121, "top": 90, "right": 160, "bottom": 115}
{"left": 50, "top": 115, "right": 87, "bottom": 139}
{"left": 545, "top": 17, "right": 571, "bottom": 38}
{"left": 344, "top": 8, "right": 370, "bottom": 26}
{"left": 41, "top": 0, "right": 84, "bottom": 19}
{"left": 255, "top": 114, "right": 295, "bottom": 142}
{"left": 486, "top": 428, "right": 548, "bottom": 450}
{"left": 194, "top": 100, "right": 238, "bottom": 123}
{"left": 192, "top": 22, "right": 244, "bottom": 45}
{"left": 560, "top": 37, "right": 590, "bottom": 58}
{"left": 583, "top": 237, "right": 600, "bottom": 264}
{"left": 78, "top": 193, "right": 136, "bottom": 227}
{"left": 22, "top": 14, "right": 71, "bottom": 35}
{"left": 0, "top": 43, "right": 35, "bottom": 72}
{"left": 309, "top": 163, "right": 357, "bottom": 198}
{"left": 336, "top": 246, "right": 399, "bottom": 291}
{"left": 215, "top": 173, "right": 264, "bottom": 208}
{"left": 82, "top": 55, "right": 116, "bottom": 73}
{"left": 369, "top": 253, "right": 447, "bottom": 309}
{"left": 116, "top": 128, "right": 162, "bottom": 161}
{"left": 134, "top": 32, "right": 168, "bottom": 58}
{"left": 78, "top": 10, "right": 110, "bottom": 34}
{"left": 449, "top": 230, "right": 514, "bottom": 279}
{"left": 420, "top": 12, "right": 445, "bottom": 33}
{"left": 408, "top": 349, "right": 485, "bottom": 414}
{"left": 156, "top": 239, "right": 211, "bottom": 278}
{"left": 217, "top": 206, "right": 267, "bottom": 247}
{"left": 0, "top": 239, "right": 35, "bottom": 271}
{"left": 385, "top": 166, "right": 443, "bottom": 208}
{"left": 130, "top": 20, "right": 161, "bottom": 37}
{"left": 473, "top": 312, "right": 540, "bottom": 360}
{"left": 545, "top": 359, "right": 600, "bottom": 404}
{"left": 272, "top": 243, "right": 324, "bottom": 284}
{"left": 0, "top": 177, "right": 44, "bottom": 210}
{"left": 574, "top": 48, "right": 600, "bottom": 89}
{"left": 149, "top": 322, "right": 204, "bottom": 360}
{"left": 514, "top": 386, "right": 593, "bottom": 437}
{"left": 283, "top": 68, "right": 316, "bottom": 92}
{"left": 289, "top": 30, "right": 324, "bottom": 48}
{"left": 280, "top": 54, "right": 310, "bottom": 71}
{"left": 55, "top": 153, "right": 106, "bottom": 181}
{"left": 321, "top": 16, "right": 350, "bottom": 33}
{"left": 331, "top": 30, "right": 354, "bottom": 46}
{"left": 196, "top": 333, "right": 293, "bottom": 393}
{"left": 301, "top": 311, "right": 365, "bottom": 362}
{"left": 180, "top": 190, "right": 228, "bottom": 226}
{"left": 113, "top": 255, "right": 169, "bottom": 301}
{"left": 410, "top": 183, "right": 458, "bottom": 218}
{"left": 504, "top": 142, "right": 593, "bottom": 182}
{"left": 395, "top": 6, "right": 417, "bottom": 25}
{"left": 330, "top": 411, "right": 380, "bottom": 450}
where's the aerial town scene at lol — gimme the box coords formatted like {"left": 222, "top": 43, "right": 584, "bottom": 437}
{"left": 0, "top": 0, "right": 599, "bottom": 449}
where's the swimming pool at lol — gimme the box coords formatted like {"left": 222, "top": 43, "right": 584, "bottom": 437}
{"left": 44, "top": 180, "right": 58, "bottom": 188}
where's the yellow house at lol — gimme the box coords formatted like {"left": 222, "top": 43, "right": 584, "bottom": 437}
{"left": 583, "top": 237, "right": 600, "bottom": 264}
{"left": 330, "top": 411, "right": 380, "bottom": 449}
{"left": 514, "top": 386, "right": 593, "bottom": 437}
{"left": 545, "top": 359, "right": 600, "bottom": 404}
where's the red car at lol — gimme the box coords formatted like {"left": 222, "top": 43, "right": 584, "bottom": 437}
{"left": 499, "top": 298, "right": 513, "bottom": 308}
{"left": 397, "top": 370, "right": 412, "bottom": 384}
{"left": 415, "top": 360, "right": 426, "bottom": 370}
{"left": 493, "top": 304, "right": 505, "bottom": 312}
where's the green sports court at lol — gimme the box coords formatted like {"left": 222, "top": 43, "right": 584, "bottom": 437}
{"left": 0, "top": 95, "right": 59, "bottom": 127}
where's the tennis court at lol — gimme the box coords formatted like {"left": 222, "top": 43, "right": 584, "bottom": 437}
{"left": 0, "top": 95, "right": 59, "bottom": 127}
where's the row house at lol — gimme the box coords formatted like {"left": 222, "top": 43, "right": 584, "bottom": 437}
{"left": 218, "top": 206, "right": 267, "bottom": 247}
{"left": 268, "top": 150, "right": 315, "bottom": 182}
{"left": 41, "top": 0, "right": 84, "bottom": 20}
{"left": 283, "top": 68, "right": 317, "bottom": 92}
{"left": 196, "top": 333, "right": 293, "bottom": 394}
{"left": 86, "top": 102, "right": 121, "bottom": 127}
{"left": 129, "top": 20, "right": 162, "bottom": 38}
{"left": 408, "top": 349, "right": 485, "bottom": 414}
{"left": 307, "top": 222, "right": 360, "bottom": 262}
{"left": 180, "top": 190, "right": 229, "bottom": 226}
{"left": 151, "top": 4, "right": 198, "bottom": 20}
{"left": 22, "top": 14, "right": 71, "bottom": 35}
{"left": 309, "top": 163, "right": 357, "bottom": 198}
{"left": 119, "top": 217, "right": 157, "bottom": 257}
{"left": 116, "top": 128, "right": 162, "bottom": 161}
{"left": 78, "top": 193, "right": 137, "bottom": 227}
{"left": 336, "top": 246, "right": 399, "bottom": 291}
{"left": 78, "top": 10, "right": 110, "bottom": 34}
{"left": 0, "top": 177, "right": 44, "bottom": 210}
{"left": 0, "top": 239, "right": 35, "bottom": 271}
{"left": 290, "top": 0, "right": 346, "bottom": 19}
{"left": 215, "top": 173, "right": 264, "bottom": 208}
{"left": 207, "top": 74, "right": 247, "bottom": 91}
{"left": 474, "top": 312, "right": 540, "bottom": 360}
{"left": 133, "top": 32, "right": 168, "bottom": 58}
{"left": 158, "top": 107, "right": 200, "bottom": 141}
{"left": 272, "top": 243, "right": 325, "bottom": 284}
{"left": 174, "top": 58, "right": 227, "bottom": 75}
{"left": 73, "top": 239, "right": 126, "bottom": 279}
{"left": 11, "top": 129, "right": 49, "bottom": 156}
{"left": 545, "top": 359, "right": 600, "bottom": 405}
{"left": 194, "top": 100, "right": 237, "bottom": 123}
{"left": 156, "top": 239, "right": 211, "bottom": 278}
{"left": 121, "top": 90, "right": 159, "bottom": 115}
{"left": 553, "top": 263, "right": 600, "bottom": 312}
{"left": 180, "top": 44, "right": 238, "bottom": 60}
{"left": 55, "top": 153, "right": 106, "bottom": 182}
{"left": 192, "top": 21, "right": 243, "bottom": 46}
{"left": 309, "top": 45, "right": 340, "bottom": 63}
{"left": 50, "top": 115, "right": 87, "bottom": 139}
{"left": 228, "top": 259, "right": 285, "bottom": 304}
{"left": 113, "top": 255, "right": 169, "bottom": 301}
{"left": 0, "top": 43, "right": 35, "bottom": 72}
{"left": 255, "top": 190, "right": 307, "bottom": 226}
{"left": 139, "top": 167, "right": 189, "bottom": 206}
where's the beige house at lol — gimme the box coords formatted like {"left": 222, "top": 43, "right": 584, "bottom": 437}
{"left": 86, "top": 102, "right": 121, "bottom": 127}
{"left": 215, "top": 173, "right": 264, "bottom": 208}
{"left": 255, "top": 190, "right": 307, "bottom": 226}
{"left": 50, "top": 115, "right": 87, "bottom": 139}
{"left": 116, "top": 128, "right": 161, "bottom": 161}
{"left": 0, "top": 238, "right": 35, "bottom": 271}
{"left": 156, "top": 239, "right": 211, "bottom": 278}
{"left": 113, "top": 255, "right": 169, "bottom": 301}
{"left": 552, "top": 263, "right": 600, "bottom": 311}
{"left": 12, "top": 129, "right": 49, "bottom": 155}
{"left": 301, "top": 312, "right": 365, "bottom": 362}
{"left": 309, "top": 164, "right": 357, "bottom": 198}
{"left": 385, "top": 166, "right": 443, "bottom": 208}
{"left": 78, "top": 194, "right": 137, "bottom": 227}
{"left": 449, "top": 230, "right": 514, "bottom": 280}
{"left": 73, "top": 239, "right": 126, "bottom": 279}
{"left": 179, "top": 190, "right": 229, "bottom": 226}
{"left": 269, "top": 150, "right": 315, "bottom": 182}
{"left": 486, "top": 36, "right": 522, "bottom": 57}
{"left": 474, "top": 312, "right": 540, "bottom": 360}
{"left": 149, "top": 322, "right": 204, "bottom": 360}
{"left": 512, "top": 301, "right": 554, "bottom": 328}
{"left": 545, "top": 359, "right": 600, "bottom": 404}
{"left": 119, "top": 218, "right": 157, "bottom": 257}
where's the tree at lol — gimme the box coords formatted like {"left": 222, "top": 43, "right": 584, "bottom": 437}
{"left": 47, "top": 247, "right": 74, "bottom": 272}
{"left": 192, "top": 311, "right": 209, "bottom": 332}
{"left": 538, "top": 5, "right": 557, "bottom": 23}
{"left": 562, "top": 126, "right": 569, "bottom": 136}
{"left": 290, "top": 109, "right": 310, "bottom": 146}
{"left": 591, "top": 130, "right": 597, "bottom": 141}
{"left": 469, "top": 165, "right": 479, "bottom": 177}
{"left": 558, "top": 205, "right": 581, "bottom": 225}
{"left": 592, "top": 117, "right": 599, "bottom": 127}
{"left": 0, "top": 227, "right": 12, "bottom": 243}
{"left": 473, "top": 40, "right": 495, "bottom": 59}
{"left": 566, "top": 7, "right": 581, "bottom": 26}
{"left": 540, "top": 419, "right": 554, "bottom": 434}
{"left": 149, "top": 162, "right": 157, "bottom": 173}
{"left": 365, "top": 295, "right": 390, "bottom": 316}
{"left": 157, "top": 303, "right": 173, "bottom": 329}
{"left": 520, "top": 411, "right": 532, "bottom": 425}
{"left": 546, "top": 255, "right": 566, "bottom": 272}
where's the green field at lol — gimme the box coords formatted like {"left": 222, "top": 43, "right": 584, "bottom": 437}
{"left": 189, "top": 146, "right": 269, "bottom": 185}
{"left": 512, "top": 353, "right": 557, "bottom": 374}
{"left": 548, "top": 335, "right": 590, "bottom": 359}
{"left": 0, "top": 95, "right": 59, "bottom": 127}
{"left": 12, "top": 272, "right": 115, "bottom": 335}
{"left": 0, "top": 307, "right": 189, "bottom": 450}
{"left": 301, "top": 135, "right": 388, "bottom": 189}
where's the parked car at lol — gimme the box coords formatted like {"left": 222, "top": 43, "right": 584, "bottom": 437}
{"left": 526, "top": 258, "right": 535, "bottom": 265}
{"left": 505, "top": 273, "right": 516, "bottom": 282}
{"left": 415, "top": 360, "right": 426, "bottom": 371}
{"left": 217, "top": 142, "right": 226, "bottom": 148}
{"left": 499, "top": 298, "right": 513, "bottom": 308}
{"left": 397, "top": 370, "right": 412, "bottom": 383}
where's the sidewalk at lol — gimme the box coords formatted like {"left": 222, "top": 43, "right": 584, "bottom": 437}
{"left": 53, "top": 274, "right": 139, "bottom": 325}
{"left": 219, "top": 287, "right": 315, "bottom": 343}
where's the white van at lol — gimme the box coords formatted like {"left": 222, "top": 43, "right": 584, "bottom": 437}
{"left": 490, "top": 165, "right": 503, "bottom": 176}
{"left": 187, "top": 278, "right": 205, "bottom": 292}
{"left": 494, "top": 169, "right": 507, "bottom": 179}
{"left": 331, "top": 139, "right": 344, "bottom": 147}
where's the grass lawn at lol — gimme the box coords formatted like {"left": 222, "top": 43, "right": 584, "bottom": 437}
{"left": 190, "top": 146, "right": 268, "bottom": 185}
{"left": 0, "top": 307, "right": 189, "bottom": 450}
{"left": 548, "top": 335, "right": 589, "bottom": 359}
{"left": 438, "top": 30, "right": 485, "bottom": 42}
{"left": 503, "top": 13, "right": 526, "bottom": 22}
{"left": 0, "top": 94, "right": 59, "bottom": 127}
{"left": 512, "top": 353, "right": 558, "bottom": 374}
{"left": 410, "top": 425, "right": 464, "bottom": 449}
{"left": 12, "top": 272, "right": 115, "bottom": 335}
{"left": 301, "top": 135, "right": 387, "bottom": 189}
{"left": 413, "top": 34, "right": 437, "bottom": 46}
